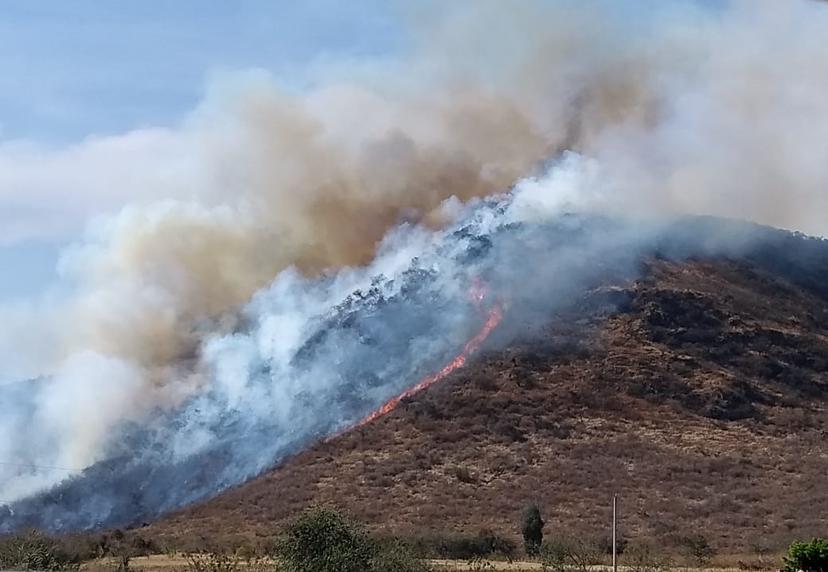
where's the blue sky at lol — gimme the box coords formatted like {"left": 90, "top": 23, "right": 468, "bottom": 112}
{"left": 0, "top": 1, "right": 403, "bottom": 141}
{"left": 0, "top": 1, "right": 405, "bottom": 300}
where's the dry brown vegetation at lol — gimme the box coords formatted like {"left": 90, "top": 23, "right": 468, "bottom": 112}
{"left": 138, "top": 258, "right": 828, "bottom": 558}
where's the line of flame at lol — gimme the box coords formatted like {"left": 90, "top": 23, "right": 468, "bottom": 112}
{"left": 346, "top": 301, "right": 505, "bottom": 431}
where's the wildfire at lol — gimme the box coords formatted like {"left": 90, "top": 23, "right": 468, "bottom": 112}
{"left": 342, "top": 279, "right": 504, "bottom": 434}
{"left": 468, "top": 276, "right": 488, "bottom": 306}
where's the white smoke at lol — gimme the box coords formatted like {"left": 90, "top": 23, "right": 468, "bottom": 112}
{"left": 2, "top": 0, "right": 828, "bottom": 506}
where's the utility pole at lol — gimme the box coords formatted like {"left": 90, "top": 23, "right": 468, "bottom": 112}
{"left": 612, "top": 494, "right": 618, "bottom": 572}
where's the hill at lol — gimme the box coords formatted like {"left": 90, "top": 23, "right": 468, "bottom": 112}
{"left": 140, "top": 253, "right": 828, "bottom": 555}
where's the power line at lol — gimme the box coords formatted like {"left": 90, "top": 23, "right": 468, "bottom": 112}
{"left": 0, "top": 461, "right": 79, "bottom": 472}
{"left": 0, "top": 461, "right": 80, "bottom": 507}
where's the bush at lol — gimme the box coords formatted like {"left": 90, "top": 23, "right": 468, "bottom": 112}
{"left": 783, "top": 538, "right": 828, "bottom": 572}
{"left": 185, "top": 551, "right": 243, "bottom": 572}
{"left": 623, "top": 543, "right": 672, "bottom": 572}
{"left": 97, "top": 529, "right": 139, "bottom": 572}
{"left": 674, "top": 534, "right": 715, "bottom": 566}
{"left": 540, "top": 538, "right": 603, "bottom": 572}
{"left": 596, "top": 534, "right": 628, "bottom": 556}
{"left": 274, "top": 507, "right": 431, "bottom": 572}
{"left": 522, "top": 504, "right": 545, "bottom": 556}
{"left": 474, "top": 530, "right": 517, "bottom": 561}
{"left": 412, "top": 531, "right": 515, "bottom": 560}
{"left": 466, "top": 556, "right": 496, "bottom": 571}
{"left": 0, "top": 530, "right": 80, "bottom": 571}
{"left": 449, "top": 465, "right": 476, "bottom": 484}
{"left": 275, "top": 508, "right": 373, "bottom": 572}
{"left": 369, "top": 542, "right": 431, "bottom": 572}
{"left": 540, "top": 541, "right": 568, "bottom": 572}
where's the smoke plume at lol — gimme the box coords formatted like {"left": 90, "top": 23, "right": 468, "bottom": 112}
{"left": 2, "top": 0, "right": 828, "bottom": 521}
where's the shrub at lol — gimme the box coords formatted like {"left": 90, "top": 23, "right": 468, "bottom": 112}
{"left": 474, "top": 530, "right": 517, "bottom": 561}
{"left": 540, "top": 540, "right": 568, "bottom": 572}
{"left": 675, "top": 534, "right": 715, "bottom": 566}
{"left": 522, "top": 504, "right": 545, "bottom": 556}
{"left": 783, "top": 538, "right": 828, "bottom": 572}
{"left": 466, "top": 556, "right": 496, "bottom": 571}
{"left": 185, "top": 551, "right": 280, "bottom": 572}
{"left": 623, "top": 542, "right": 671, "bottom": 572}
{"left": 274, "top": 508, "right": 373, "bottom": 572}
{"left": 185, "top": 551, "right": 243, "bottom": 572}
{"left": 596, "top": 533, "right": 628, "bottom": 556}
{"left": 274, "top": 507, "right": 430, "bottom": 572}
{"left": 369, "top": 542, "right": 432, "bottom": 572}
{"left": 0, "top": 530, "right": 80, "bottom": 571}
{"left": 540, "top": 538, "right": 603, "bottom": 572}
{"left": 415, "top": 531, "right": 515, "bottom": 560}
{"left": 449, "top": 465, "right": 476, "bottom": 484}
{"left": 97, "top": 529, "right": 140, "bottom": 572}
{"left": 246, "top": 556, "right": 283, "bottom": 572}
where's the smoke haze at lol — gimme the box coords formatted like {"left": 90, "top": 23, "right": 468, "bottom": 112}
{"left": 2, "top": 0, "right": 828, "bottom": 519}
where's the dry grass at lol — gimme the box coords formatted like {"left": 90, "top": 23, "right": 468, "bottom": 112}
{"left": 81, "top": 555, "right": 782, "bottom": 572}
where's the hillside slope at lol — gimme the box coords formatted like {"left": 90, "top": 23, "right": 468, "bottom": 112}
{"left": 143, "top": 256, "right": 828, "bottom": 553}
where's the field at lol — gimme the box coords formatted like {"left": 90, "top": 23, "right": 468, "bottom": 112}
{"left": 80, "top": 554, "right": 782, "bottom": 572}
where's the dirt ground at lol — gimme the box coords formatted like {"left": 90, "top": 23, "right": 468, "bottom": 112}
{"left": 82, "top": 554, "right": 779, "bottom": 572}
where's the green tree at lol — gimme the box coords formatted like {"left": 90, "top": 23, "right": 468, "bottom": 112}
{"left": 521, "top": 504, "right": 545, "bottom": 557}
{"left": 783, "top": 539, "right": 828, "bottom": 572}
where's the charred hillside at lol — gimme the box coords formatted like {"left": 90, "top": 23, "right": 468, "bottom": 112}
{"left": 143, "top": 250, "right": 828, "bottom": 554}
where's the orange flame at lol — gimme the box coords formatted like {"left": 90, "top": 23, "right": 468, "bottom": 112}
{"left": 333, "top": 280, "right": 504, "bottom": 436}
{"left": 468, "top": 276, "right": 488, "bottom": 306}
{"left": 355, "top": 303, "right": 503, "bottom": 427}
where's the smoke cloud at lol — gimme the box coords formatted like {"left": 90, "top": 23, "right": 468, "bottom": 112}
{"left": 2, "top": 0, "right": 828, "bottom": 516}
